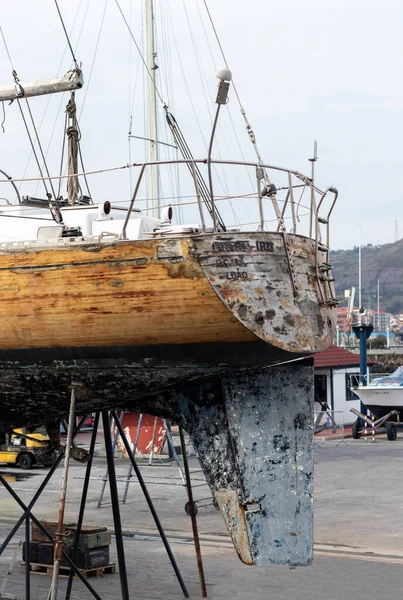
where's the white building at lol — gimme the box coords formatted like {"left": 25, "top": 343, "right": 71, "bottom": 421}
{"left": 372, "top": 310, "right": 392, "bottom": 332}
{"left": 314, "top": 345, "right": 364, "bottom": 426}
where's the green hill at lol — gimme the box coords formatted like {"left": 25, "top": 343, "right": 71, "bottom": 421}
{"left": 330, "top": 239, "right": 403, "bottom": 314}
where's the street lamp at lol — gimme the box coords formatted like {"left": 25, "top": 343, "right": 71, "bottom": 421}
{"left": 387, "top": 327, "right": 390, "bottom": 349}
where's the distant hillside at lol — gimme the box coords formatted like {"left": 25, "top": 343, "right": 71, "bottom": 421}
{"left": 330, "top": 239, "right": 403, "bottom": 314}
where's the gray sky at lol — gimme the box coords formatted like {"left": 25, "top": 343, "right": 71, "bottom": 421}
{"left": 1, "top": 0, "right": 402, "bottom": 249}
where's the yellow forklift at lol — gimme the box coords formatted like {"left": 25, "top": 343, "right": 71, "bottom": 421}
{"left": 0, "top": 428, "right": 57, "bottom": 470}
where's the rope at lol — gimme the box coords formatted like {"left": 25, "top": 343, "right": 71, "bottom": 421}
{"left": 54, "top": 0, "right": 79, "bottom": 68}
{"left": 1, "top": 102, "right": 5, "bottom": 133}
{"left": 57, "top": 112, "right": 68, "bottom": 199}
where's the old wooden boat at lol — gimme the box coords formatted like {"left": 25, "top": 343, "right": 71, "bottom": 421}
{"left": 0, "top": 65, "right": 338, "bottom": 432}
{"left": 0, "top": 174, "right": 337, "bottom": 430}
{"left": 0, "top": 1, "right": 338, "bottom": 567}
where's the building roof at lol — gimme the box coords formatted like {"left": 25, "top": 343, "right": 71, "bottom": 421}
{"left": 313, "top": 344, "right": 362, "bottom": 368}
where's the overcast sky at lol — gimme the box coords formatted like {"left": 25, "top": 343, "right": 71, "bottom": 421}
{"left": 0, "top": 0, "right": 402, "bottom": 249}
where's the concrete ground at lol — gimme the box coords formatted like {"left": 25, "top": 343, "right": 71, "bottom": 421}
{"left": 1, "top": 434, "right": 403, "bottom": 599}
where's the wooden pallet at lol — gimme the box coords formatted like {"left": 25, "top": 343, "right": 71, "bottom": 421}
{"left": 20, "top": 562, "right": 116, "bottom": 578}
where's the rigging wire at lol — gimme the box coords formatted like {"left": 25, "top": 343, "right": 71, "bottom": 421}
{"left": 167, "top": 6, "right": 232, "bottom": 218}
{"left": 79, "top": 0, "right": 108, "bottom": 120}
{"left": 181, "top": 1, "right": 238, "bottom": 225}
{"left": 114, "top": 0, "right": 166, "bottom": 106}
{"left": 0, "top": 26, "right": 15, "bottom": 70}
{"left": 202, "top": 0, "right": 270, "bottom": 172}
{"left": 23, "top": 100, "right": 57, "bottom": 199}
{"left": 195, "top": 1, "right": 255, "bottom": 187}
{"left": 15, "top": 101, "right": 52, "bottom": 199}
{"left": 54, "top": 0, "right": 80, "bottom": 68}
{"left": 155, "top": 1, "right": 182, "bottom": 222}
{"left": 0, "top": 24, "right": 56, "bottom": 200}
{"left": 27, "top": 0, "right": 88, "bottom": 197}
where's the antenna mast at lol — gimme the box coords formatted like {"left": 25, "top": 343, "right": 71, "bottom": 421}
{"left": 308, "top": 141, "right": 318, "bottom": 238}
{"left": 145, "top": 0, "right": 159, "bottom": 218}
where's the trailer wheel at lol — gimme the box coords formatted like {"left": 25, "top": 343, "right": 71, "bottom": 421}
{"left": 386, "top": 422, "right": 397, "bottom": 441}
{"left": 18, "top": 453, "right": 33, "bottom": 470}
{"left": 352, "top": 419, "right": 361, "bottom": 439}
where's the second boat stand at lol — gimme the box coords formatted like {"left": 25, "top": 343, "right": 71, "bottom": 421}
{"left": 0, "top": 387, "right": 210, "bottom": 599}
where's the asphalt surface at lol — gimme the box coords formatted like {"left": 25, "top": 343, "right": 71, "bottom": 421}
{"left": 1, "top": 434, "right": 403, "bottom": 599}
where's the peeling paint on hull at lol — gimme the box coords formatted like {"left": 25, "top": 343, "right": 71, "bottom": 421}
{"left": 161, "top": 361, "right": 314, "bottom": 566}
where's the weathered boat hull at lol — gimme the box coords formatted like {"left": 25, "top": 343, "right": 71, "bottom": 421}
{"left": 0, "top": 231, "right": 329, "bottom": 567}
{"left": 0, "top": 230, "right": 334, "bottom": 429}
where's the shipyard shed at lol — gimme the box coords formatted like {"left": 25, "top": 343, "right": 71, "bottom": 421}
{"left": 313, "top": 345, "right": 368, "bottom": 426}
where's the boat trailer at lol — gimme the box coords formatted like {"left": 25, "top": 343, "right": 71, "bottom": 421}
{"left": 350, "top": 408, "right": 400, "bottom": 441}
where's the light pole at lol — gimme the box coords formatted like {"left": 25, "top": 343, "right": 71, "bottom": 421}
{"left": 387, "top": 327, "right": 390, "bottom": 349}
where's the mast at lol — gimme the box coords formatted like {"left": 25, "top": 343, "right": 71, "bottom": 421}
{"left": 145, "top": 0, "right": 159, "bottom": 218}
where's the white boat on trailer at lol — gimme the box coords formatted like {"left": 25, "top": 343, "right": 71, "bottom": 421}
{"left": 352, "top": 367, "right": 403, "bottom": 440}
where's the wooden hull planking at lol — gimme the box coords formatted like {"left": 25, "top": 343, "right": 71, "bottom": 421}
{"left": 0, "top": 231, "right": 335, "bottom": 429}
{"left": 0, "top": 232, "right": 334, "bottom": 352}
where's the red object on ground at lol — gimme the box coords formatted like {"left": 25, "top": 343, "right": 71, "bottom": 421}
{"left": 113, "top": 413, "right": 166, "bottom": 455}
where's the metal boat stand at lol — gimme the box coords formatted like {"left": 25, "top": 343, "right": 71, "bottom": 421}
{"left": 108, "top": 411, "right": 189, "bottom": 598}
{"left": 179, "top": 427, "right": 207, "bottom": 598}
{"left": 97, "top": 416, "right": 187, "bottom": 508}
{"left": 98, "top": 412, "right": 208, "bottom": 597}
{"left": 0, "top": 413, "right": 96, "bottom": 600}
{"left": 0, "top": 405, "right": 190, "bottom": 600}
{"left": 97, "top": 411, "right": 124, "bottom": 508}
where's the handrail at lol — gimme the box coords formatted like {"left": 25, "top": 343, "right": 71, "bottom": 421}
{"left": 121, "top": 157, "right": 333, "bottom": 245}
{"left": 314, "top": 187, "right": 339, "bottom": 305}
{"left": 121, "top": 164, "right": 146, "bottom": 240}
{"left": 0, "top": 169, "right": 21, "bottom": 205}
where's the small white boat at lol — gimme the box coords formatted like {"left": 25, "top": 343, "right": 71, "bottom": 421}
{"left": 353, "top": 367, "right": 403, "bottom": 416}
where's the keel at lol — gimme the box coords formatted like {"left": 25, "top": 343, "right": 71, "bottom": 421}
{"left": 173, "top": 361, "right": 314, "bottom": 566}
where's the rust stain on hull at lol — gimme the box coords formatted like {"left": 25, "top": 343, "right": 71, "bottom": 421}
{"left": 0, "top": 232, "right": 335, "bottom": 355}
{"left": 192, "top": 232, "right": 335, "bottom": 354}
